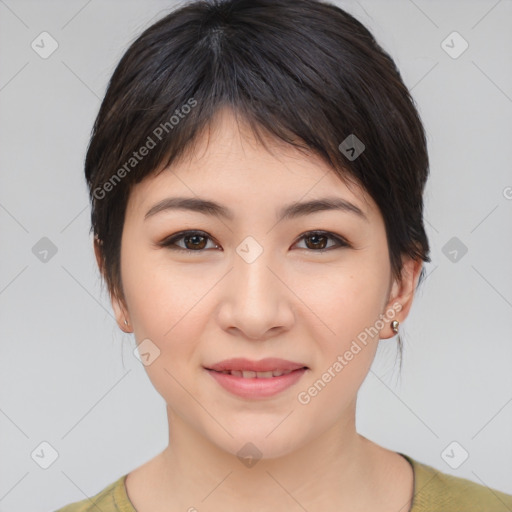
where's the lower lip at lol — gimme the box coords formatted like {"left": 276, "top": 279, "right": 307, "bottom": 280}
{"left": 206, "top": 368, "right": 307, "bottom": 399}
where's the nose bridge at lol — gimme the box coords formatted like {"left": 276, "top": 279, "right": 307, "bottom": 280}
{"left": 233, "top": 235, "right": 279, "bottom": 305}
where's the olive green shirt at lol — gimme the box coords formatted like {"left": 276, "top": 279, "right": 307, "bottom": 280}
{"left": 54, "top": 454, "right": 512, "bottom": 511}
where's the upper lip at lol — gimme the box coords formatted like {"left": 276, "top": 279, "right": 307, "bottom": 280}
{"left": 205, "top": 358, "right": 307, "bottom": 372}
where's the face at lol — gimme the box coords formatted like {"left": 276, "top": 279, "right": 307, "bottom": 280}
{"left": 105, "top": 107, "right": 420, "bottom": 460}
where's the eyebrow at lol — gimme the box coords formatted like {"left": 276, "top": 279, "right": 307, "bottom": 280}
{"left": 144, "top": 196, "right": 368, "bottom": 223}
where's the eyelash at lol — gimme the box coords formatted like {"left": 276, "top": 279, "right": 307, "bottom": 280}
{"left": 158, "top": 230, "right": 351, "bottom": 254}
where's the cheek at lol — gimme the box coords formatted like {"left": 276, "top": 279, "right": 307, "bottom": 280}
{"left": 298, "top": 249, "right": 390, "bottom": 395}
{"left": 119, "top": 244, "right": 211, "bottom": 403}
{"left": 120, "top": 248, "right": 211, "bottom": 406}
{"left": 121, "top": 240, "right": 209, "bottom": 338}
{"left": 306, "top": 251, "right": 390, "bottom": 339}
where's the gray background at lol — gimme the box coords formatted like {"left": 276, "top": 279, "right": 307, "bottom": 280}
{"left": 0, "top": 1, "right": 511, "bottom": 510}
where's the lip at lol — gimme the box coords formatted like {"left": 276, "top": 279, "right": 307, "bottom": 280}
{"left": 204, "top": 358, "right": 308, "bottom": 399}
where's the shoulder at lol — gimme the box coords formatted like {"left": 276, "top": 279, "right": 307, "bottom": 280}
{"left": 402, "top": 454, "right": 512, "bottom": 512}
{"left": 53, "top": 475, "right": 132, "bottom": 512}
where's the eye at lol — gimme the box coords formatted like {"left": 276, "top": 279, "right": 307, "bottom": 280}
{"left": 159, "top": 230, "right": 350, "bottom": 254}
{"left": 158, "top": 230, "right": 220, "bottom": 253}
{"left": 293, "top": 230, "right": 350, "bottom": 252}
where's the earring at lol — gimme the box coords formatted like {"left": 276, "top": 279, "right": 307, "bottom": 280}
{"left": 124, "top": 318, "right": 129, "bottom": 327}
{"left": 391, "top": 320, "right": 399, "bottom": 334}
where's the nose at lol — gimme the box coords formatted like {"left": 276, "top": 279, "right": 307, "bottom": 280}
{"left": 216, "top": 246, "right": 295, "bottom": 341}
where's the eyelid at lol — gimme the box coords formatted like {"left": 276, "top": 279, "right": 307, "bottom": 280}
{"left": 157, "top": 230, "right": 220, "bottom": 252}
{"left": 293, "top": 230, "right": 351, "bottom": 250}
{"left": 158, "top": 229, "right": 351, "bottom": 253}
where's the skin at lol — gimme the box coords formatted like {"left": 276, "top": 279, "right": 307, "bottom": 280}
{"left": 95, "top": 107, "right": 423, "bottom": 512}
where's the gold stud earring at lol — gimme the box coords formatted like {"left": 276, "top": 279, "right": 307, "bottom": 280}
{"left": 391, "top": 320, "right": 399, "bottom": 334}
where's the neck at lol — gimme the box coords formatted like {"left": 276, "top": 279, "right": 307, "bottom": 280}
{"left": 146, "top": 402, "right": 381, "bottom": 511}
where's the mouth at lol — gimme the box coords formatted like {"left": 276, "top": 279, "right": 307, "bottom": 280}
{"left": 204, "top": 358, "right": 309, "bottom": 398}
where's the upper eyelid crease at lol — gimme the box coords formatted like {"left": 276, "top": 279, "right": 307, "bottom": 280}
{"left": 144, "top": 196, "right": 368, "bottom": 223}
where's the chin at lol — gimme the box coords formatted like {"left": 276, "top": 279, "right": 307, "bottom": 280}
{"left": 206, "top": 423, "right": 309, "bottom": 463}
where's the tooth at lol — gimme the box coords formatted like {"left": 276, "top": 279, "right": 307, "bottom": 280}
{"left": 225, "top": 369, "right": 299, "bottom": 378}
{"left": 256, "top": 371, "right": 274, "bottom": 378}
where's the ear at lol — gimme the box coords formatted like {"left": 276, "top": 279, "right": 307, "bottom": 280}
{"left": 93, "top": 234, "right": 105, "bottom": 278}
{"left": 94, "top": 235, "right": 132, "bottom": 333}
{"left": 380, "top": 256, "right": 423, "bottom": 340}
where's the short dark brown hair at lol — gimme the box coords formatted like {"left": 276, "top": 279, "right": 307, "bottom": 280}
{"left": 86, "top": 0, "right": 431, "bottom": 358}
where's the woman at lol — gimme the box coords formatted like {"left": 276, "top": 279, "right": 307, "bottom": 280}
{"left": 55, "top": 0, "right": 512, "bottom": 510}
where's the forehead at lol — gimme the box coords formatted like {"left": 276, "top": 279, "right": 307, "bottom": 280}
{"left": 126, "top": 107, "right": 376, "bottom": 220}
